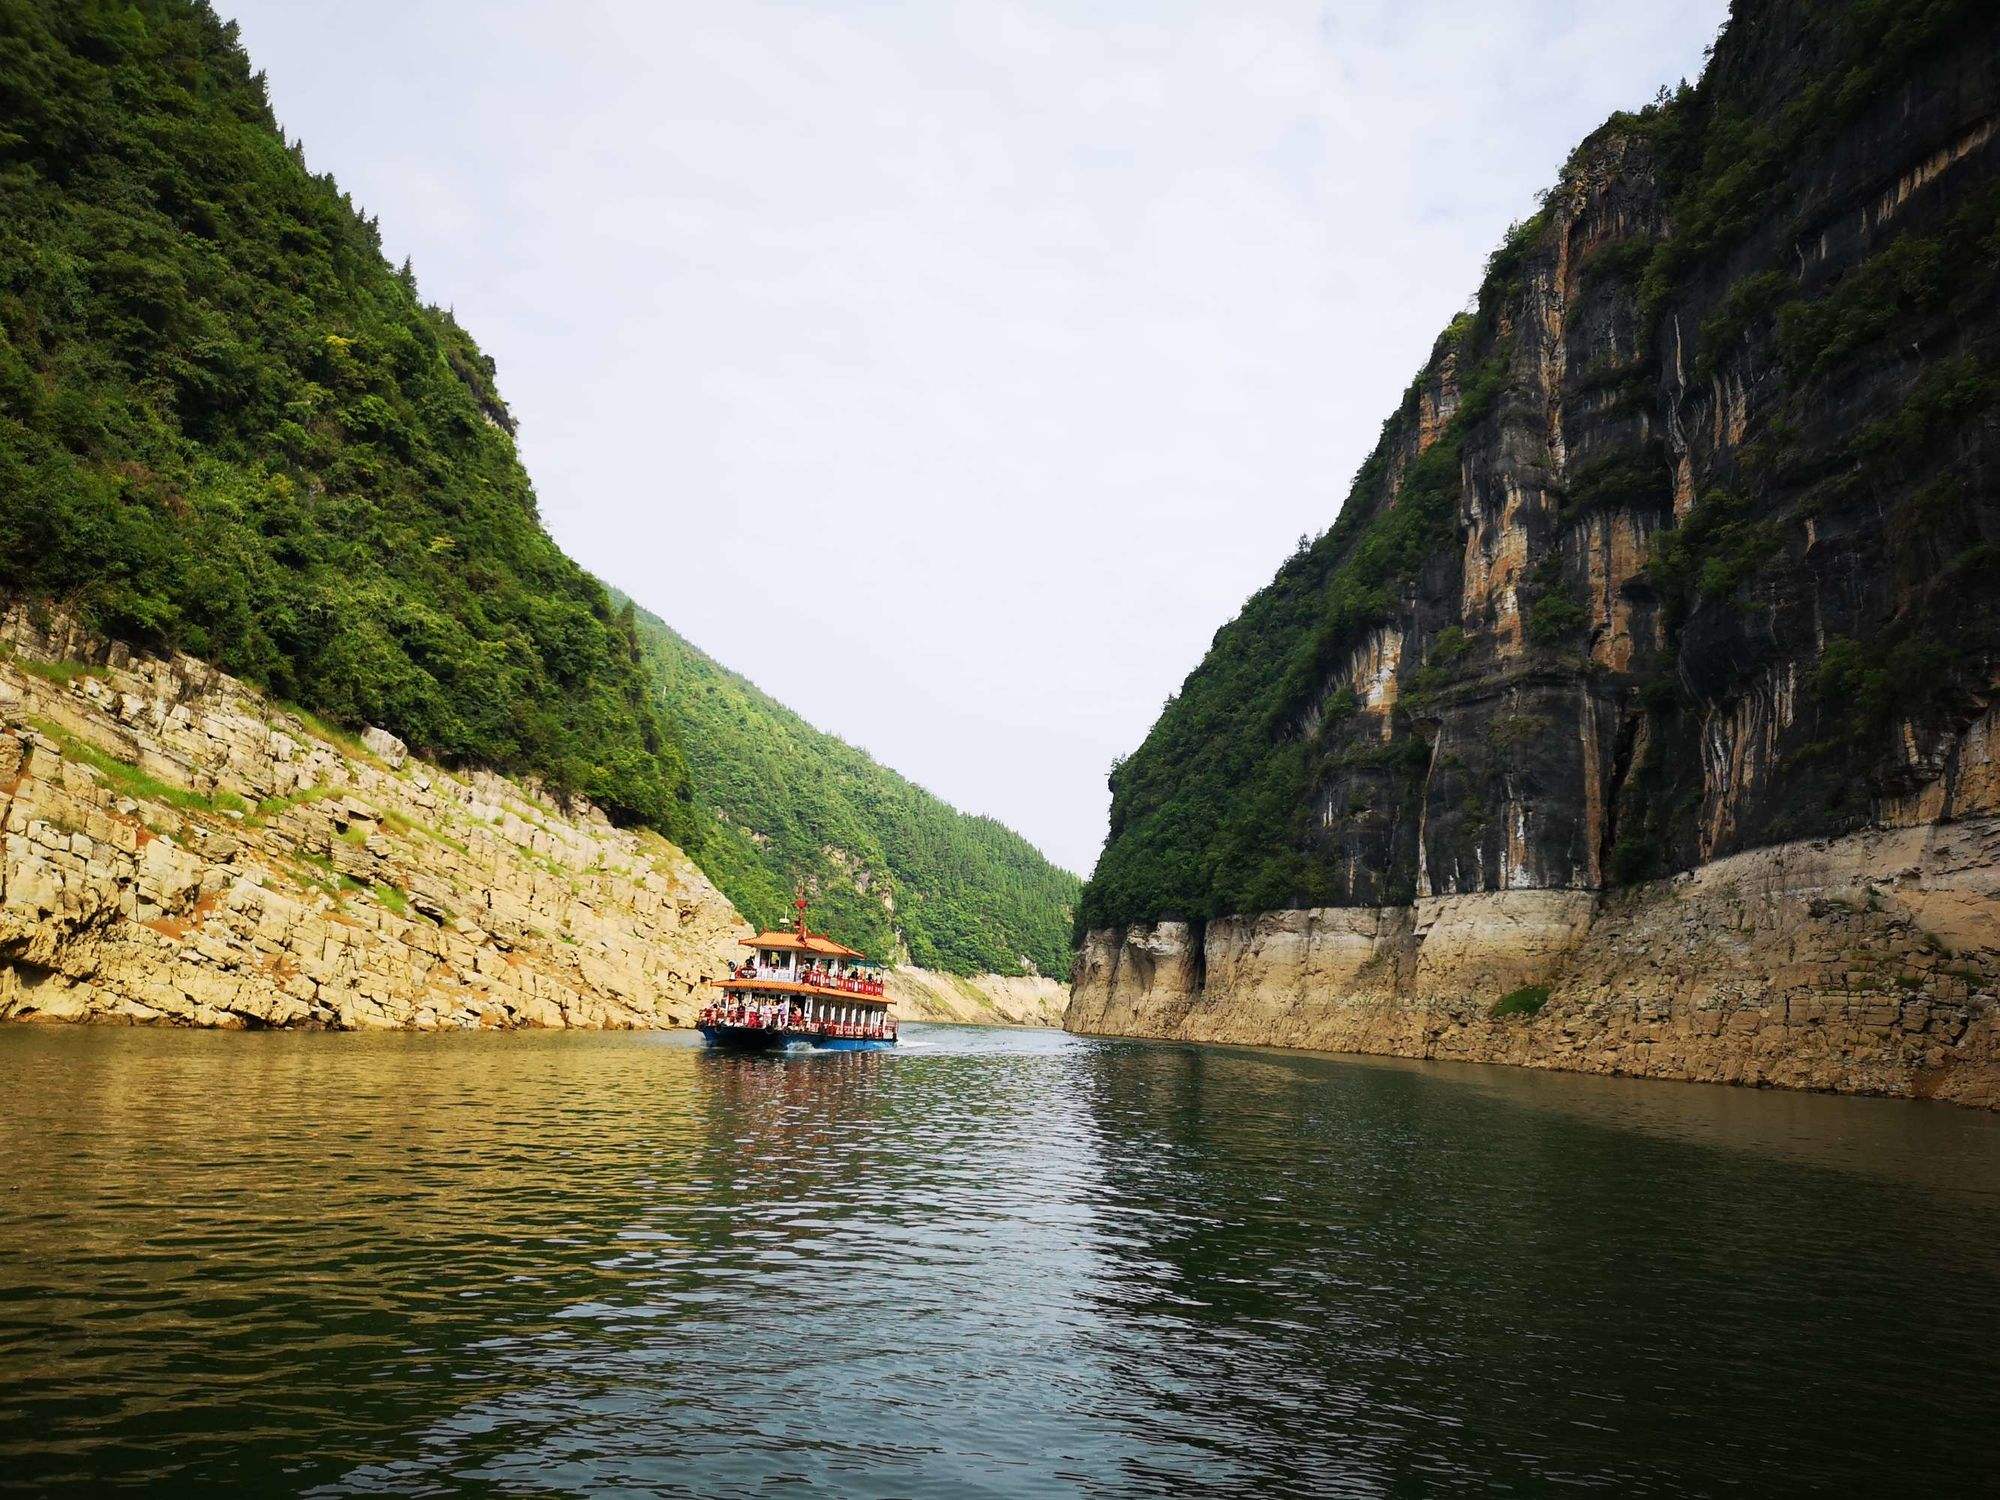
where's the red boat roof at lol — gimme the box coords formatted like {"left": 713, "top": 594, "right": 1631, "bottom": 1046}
{"left": 741, "top": 929, "right": 867, "bottom": 959}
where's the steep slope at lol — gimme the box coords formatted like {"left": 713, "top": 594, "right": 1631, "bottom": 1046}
{"left": 1, "top": 606, "right": 745, "bottom": 1029}
{"left": 0, "top": 1, "right": 1078, "bottom": 1014}
{"left": 1071, "top": 0, "right": 2000, "bottom": 1104}
{"left": 0, "top": 1, "right": 698, "bottom": 844}
{"left": 627, "top": 601, "right": 1078, "bottom": 981}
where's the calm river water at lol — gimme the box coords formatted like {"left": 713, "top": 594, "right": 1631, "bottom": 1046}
{"left": 1, "top": 1023, "right": 1997, "bottom": 1495}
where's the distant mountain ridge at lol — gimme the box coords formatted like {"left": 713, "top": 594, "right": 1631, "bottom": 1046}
{"left": 623, "top": 601, "right": 1077, "bottom": 979}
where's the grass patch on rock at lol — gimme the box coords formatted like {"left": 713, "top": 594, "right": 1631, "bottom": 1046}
{"left": 279, "top": 704, "right": 384, "bottom": 767}
{"left": 1490, "top": 983, "right": 1552, "bottom": 1019}
{"left": 2, "top": 649, "right": 106, "bottom": 687}
{"left": 248, "top": 784, "right": 339, "bottom": 826}
{"left": 28, "top": 717, "right": 247, "bottom": 816}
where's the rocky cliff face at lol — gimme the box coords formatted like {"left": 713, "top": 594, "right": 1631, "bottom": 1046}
{"left": 0, "top": 605, "right": 1066, "bottom": 1034}
{"left": 1070, "top": 816, "right": 2000, "bottom": 1106}
{"left": 1, "top": 607, "right": 748, "bottom": 1029}
{"left": 1071, "top": 0, "right": 2000, "bottom": 1104}
{"left": 885, "top": 968, "right": 1068, "bottom": 1028}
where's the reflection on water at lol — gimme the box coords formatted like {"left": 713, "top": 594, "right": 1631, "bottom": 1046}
{"left": 0, "top": 1024, "right": 1996, "bottom": 1494}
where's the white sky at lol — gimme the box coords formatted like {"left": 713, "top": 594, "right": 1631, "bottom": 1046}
{"left": 223, "top": 1, "right": 1726, "bottom": 877}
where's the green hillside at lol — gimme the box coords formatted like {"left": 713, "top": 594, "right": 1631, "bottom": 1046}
{"left": 626, "top": 602, "right": 1078, "bottom": 978}
{"left": 0, "top": 1, "right": 1079, "bottom": 978}
{"left": 0, "top": 1, "right": 698, "bottom": 843}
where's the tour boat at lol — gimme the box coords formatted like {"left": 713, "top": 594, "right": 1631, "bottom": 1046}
{"left": 698, "top": 896, "right": 897, "bottom": 1052}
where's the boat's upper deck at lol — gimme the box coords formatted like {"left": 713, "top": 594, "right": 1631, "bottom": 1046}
{"left": 716, "top": 976, "right": 889, "bottom": 1005}
{"left": 724, "top": 913, "right": 887, "bottom": 1002}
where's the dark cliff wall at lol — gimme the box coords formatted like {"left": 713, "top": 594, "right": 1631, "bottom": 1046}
{"left": 1079, "top": 0, "right": 2000, "bottom": 936}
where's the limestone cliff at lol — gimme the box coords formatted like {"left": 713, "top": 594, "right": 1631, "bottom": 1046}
{"left": 886, "top": 968, "right": 1067, "bottom": 1028}
{"left": 1070, "top": 0, "right": 2000, "bottom": 1104}
{"left": 1, "top": 608, "right": 748, "bottom": 1030}
{"left": 1070, "top": 818, "right": 2000, "bottom": 1106}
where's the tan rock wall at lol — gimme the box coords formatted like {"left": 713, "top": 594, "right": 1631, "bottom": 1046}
{"left": 1067, "top": 820, "right": 2000, "bottom": 1108}
{"left": 1, "top": 609, "right": 749, "bottom": 1030}
{"left": 885, "top": 968, "right": 1066, "bottom": 1028}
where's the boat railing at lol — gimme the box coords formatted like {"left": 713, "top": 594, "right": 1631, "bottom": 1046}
{"left": 794, "top": 971, "right": 886, "bottom": 996}
{"left": 728, "top": 968, "right": 886, "bottom": 997}
{"left": 698, "top": 1004, "right": 896, "bottom": 1041}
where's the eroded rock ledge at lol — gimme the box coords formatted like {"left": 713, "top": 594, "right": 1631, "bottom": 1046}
{"left": 0, "top": 608, "right": 748, "bottom": 1030}
{"left": 1067, "top": 818, "right": 2000, "bottom": 1108}
{"left": 885, "top": 968, "right": 1067, "bottom": 1028}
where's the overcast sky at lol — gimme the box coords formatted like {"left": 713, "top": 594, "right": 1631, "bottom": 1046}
{"left": 224, "top": 1, "right": 1726, "bottom": 876}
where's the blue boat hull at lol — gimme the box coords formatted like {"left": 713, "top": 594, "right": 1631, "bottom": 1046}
{"left": 698, "top": 1024, "right": 895, "bottom": 1053}
{"left": 697, "top": 1023, "right": 798, "bottom": 1052}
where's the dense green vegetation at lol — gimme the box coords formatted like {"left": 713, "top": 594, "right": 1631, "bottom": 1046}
{"left": 0, "top": 1, "right": 698, "bottom": 841}
{"left": 1555, "top": 446, "right": 1673, "bottom": 523}
{"left": 624, "top": 602, "right": 1078, "bottom": 978}
{"left": 1625, "top": 0, "right": 1985, "bottom": 327}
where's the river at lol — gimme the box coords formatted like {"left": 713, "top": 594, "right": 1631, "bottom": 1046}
{"left": 0, "top": 1023, "right": 1996, "bottom": 1494}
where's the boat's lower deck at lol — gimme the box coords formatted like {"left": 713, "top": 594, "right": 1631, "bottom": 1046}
{"left": 698, "top": 1022, "right": 896, "bottom": 1052}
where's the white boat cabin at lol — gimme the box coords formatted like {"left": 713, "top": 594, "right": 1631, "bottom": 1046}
{"left": 707, "top": 920, "right": 895, "bottom": 1040}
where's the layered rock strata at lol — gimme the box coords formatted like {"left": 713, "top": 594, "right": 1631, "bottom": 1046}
{"left": 886, "top": 968, "right": 1067, "bottom": 1028}
{"left": 0, "top": 609, "right": 747, "bottom": 1030}
{"left": 1069, "top": 817, "right": 2000, "bottom": 1107}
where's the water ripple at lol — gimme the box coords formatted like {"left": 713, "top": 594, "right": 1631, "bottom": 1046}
{"left": 1, "top": 1025, "right": 1997, "bottom": 1494}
